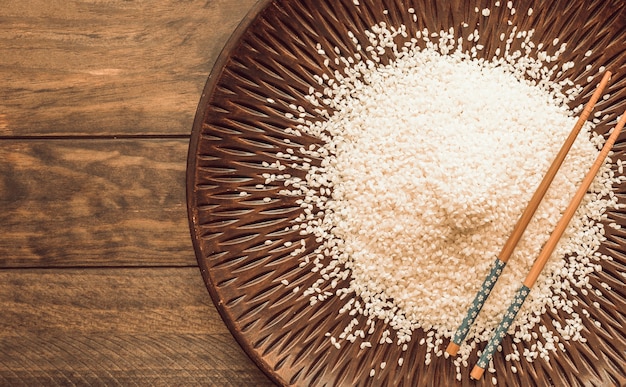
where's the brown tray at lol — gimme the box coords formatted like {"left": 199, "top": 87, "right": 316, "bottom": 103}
{"left": 187, "top": 0, "right": 626, "bottom": 385}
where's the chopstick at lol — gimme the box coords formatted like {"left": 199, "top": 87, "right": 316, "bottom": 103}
{"left": 470, "top": 110, "right": 626, "bottom": 380}
{"left": 445, "top": 70, "right": 613, "bottom": 357}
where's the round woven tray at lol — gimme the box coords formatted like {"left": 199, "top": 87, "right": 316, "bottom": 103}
{"left": 187, "top": 1, "right": 626, "bottom": 385}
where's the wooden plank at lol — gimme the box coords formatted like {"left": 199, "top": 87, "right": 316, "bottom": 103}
{"left": 0, "top": 267, "right": 274, "bottom": 386}
{"left": 0, "top": 268, "right": 220, "bottom": 335}
{"left": 0, "top": 138, "right": 194, "bottom": 268}
{"left": 0, "top": 0, "right": 258, "bottom": 137}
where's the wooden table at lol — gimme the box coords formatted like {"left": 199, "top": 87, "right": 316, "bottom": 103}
{"left": 0, "top": 1, "right": 275, "bottom": 385}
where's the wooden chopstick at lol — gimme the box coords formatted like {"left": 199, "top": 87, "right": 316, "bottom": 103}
{"left": 445, "top": 71, "right": 613, "bottom": 356}
{"left": 470, "top": 110, "right": 626, "bottom": 380}
{"left": 496, "top": 70, "right": 613, "bottom": 264}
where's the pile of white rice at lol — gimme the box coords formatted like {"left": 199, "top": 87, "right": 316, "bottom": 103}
{"left": 262, "top": 4, "right": 623, "bottom": 382}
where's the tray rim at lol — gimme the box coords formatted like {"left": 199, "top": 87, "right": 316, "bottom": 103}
{"left": 185, "top": 0, "right": 283, "bottom": 385}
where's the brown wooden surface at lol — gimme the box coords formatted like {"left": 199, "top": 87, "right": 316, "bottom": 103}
{"left": 0, "top": 139, "right": 192, "bottom": 268}
{"left": 0, "top": 0, "right": 274, "bottom": 385}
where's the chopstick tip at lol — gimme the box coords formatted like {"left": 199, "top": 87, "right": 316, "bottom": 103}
{"left": 445, "top": 342, "right": 460, "bottom": 356}
{"left": 470, "top": 365, "right": 486, "bottom": 380}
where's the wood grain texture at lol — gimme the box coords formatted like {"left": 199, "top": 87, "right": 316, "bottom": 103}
{"left": 0, "top": 138, "right": 193, "bottom": 268}
{"left": 0, "top": 0, "right": 276, "bottom": 384}
{"left": 0, "top": 0, "right": 258, "bottom": 137}
{"left": 0, "top": 268, "right": 274, "bottom": 386}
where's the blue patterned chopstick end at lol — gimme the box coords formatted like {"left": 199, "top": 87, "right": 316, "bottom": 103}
{"left": 450, "top": 257, "right": 507, "bottom": 348}
{"left": 475, "top": 285, "right": 531, "bottom": 369}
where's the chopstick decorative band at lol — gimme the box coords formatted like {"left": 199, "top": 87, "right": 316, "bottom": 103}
{"left": 472, "top": 285, "right": 530, "bottom": 372}
{"left": 449, "top": 258, "right": 506, "bottom": 352}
